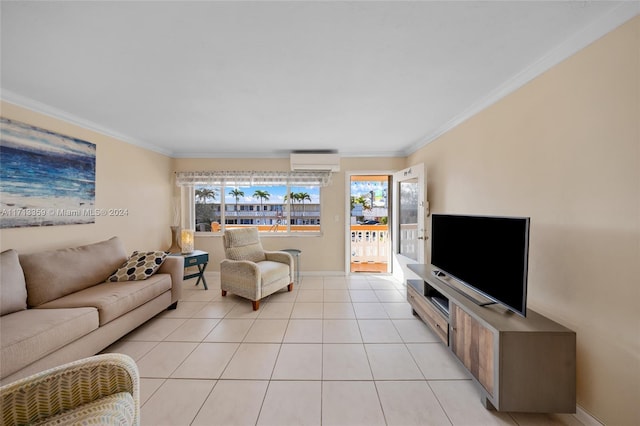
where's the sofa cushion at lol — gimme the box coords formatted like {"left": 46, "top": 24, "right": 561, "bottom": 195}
{"left": 107, "top": 251, "right": 168, "bottom": 282}
{"left": 37, "top": 274, "right": 171, "bottom": 326}
{"left": 0, "top": 307, "right": 99, "bottom": 379}
{"left": 20, "top": 237, "right": 128, "bottom": 307}
{"left": 0, "top": 249, "right": 28, "bottom": 315}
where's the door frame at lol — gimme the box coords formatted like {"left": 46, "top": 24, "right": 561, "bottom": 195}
{"left": 344, "top": 170, "right": 394, "bottom": 275}
{"left": 391, "top": 164, "right": 426, "bottom": 282}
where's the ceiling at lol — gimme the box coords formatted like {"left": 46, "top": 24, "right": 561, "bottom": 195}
{"left": 1, "top": 1, "right": 637, "bottom": 158}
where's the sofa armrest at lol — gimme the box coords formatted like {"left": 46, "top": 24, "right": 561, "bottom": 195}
{"left": 158, "top": 256, "right": 183, "bottom": 304}
{"left": 0, "top": 353, "right": 140, "bottom": 426}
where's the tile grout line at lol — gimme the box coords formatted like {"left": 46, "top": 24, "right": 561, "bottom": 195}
{"left": 138, "top": 274, "right": 470, "bottom": 424}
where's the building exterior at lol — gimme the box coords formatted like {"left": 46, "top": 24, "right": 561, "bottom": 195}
{"left": 196, "top": 202, "right": 321, "bottom": 230}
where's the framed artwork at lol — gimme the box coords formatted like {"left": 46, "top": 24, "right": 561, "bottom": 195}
{"left": 0, "top": 117, "right": 96, "bottom": 228}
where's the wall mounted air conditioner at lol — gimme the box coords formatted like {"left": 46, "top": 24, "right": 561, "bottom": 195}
{"left": 290, "top": 152, "right": 340, "bottom": 172}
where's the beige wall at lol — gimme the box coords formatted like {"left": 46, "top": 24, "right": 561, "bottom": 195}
{"left": 409, "top": 17, "right": 639, "bottom": 426}
{"left": 0, "top": 102, "right": 175, "bottom": 254}
{"left": 172, "top": 156, "right": 404, "bottom": 272}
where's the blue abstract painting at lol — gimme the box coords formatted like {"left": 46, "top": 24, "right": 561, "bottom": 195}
{"left": 0, "top": 117, "right": 96, "bottom": 228}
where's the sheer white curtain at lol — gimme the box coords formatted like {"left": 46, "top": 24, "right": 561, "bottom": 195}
{"left": 180, "top": 185, "right": 195, "bottom": 230}
{"left": 175, "top": 170, "right": 332, "bottom": 187}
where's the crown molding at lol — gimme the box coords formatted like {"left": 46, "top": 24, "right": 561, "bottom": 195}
{"left": 2, "top": 90, "right": 405, "bottom": 159}
{"left": 405, "top": 2, "right": 640, "bottom": 156}
{"left": 170, "top": 150, "right": 288, "bottom": 159}
{"left": 1, "top": 89, "right": 174, "bottom": 157}
{"left": 171, "top": 148, "right": 407, "bottom": 159}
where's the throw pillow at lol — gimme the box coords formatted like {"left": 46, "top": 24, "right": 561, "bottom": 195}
{"left": 107, "top": 251, "right": 168, "bottom": 282}
{"left": 0, "top": 249, "right": 28, "bottom": 315}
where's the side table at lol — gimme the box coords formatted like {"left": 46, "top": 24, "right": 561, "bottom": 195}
{"left": 281, "top": 248, "right": 301, "bottom": 284}
{"left": 170, "top": 250, "right": 209, "bottom": 290}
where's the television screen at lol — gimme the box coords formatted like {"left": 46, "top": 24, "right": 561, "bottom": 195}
{"left": 431, "top": 214, "right": 530, "bottom": 317}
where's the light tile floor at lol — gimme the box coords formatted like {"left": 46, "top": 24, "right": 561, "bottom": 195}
{"left": 103, "top": 274, "right": 583, "bottom": 426}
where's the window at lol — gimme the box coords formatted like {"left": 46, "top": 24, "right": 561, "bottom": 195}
{"left": 176, "top": 171, "right": 331, "bottom": 235}
{"left": 288, "top": 186, "right": 321, "bottom": 228}
{"left": 223, "top": 184, "right": 321, "bottom": 233}
{"left": 195, "top": 185, "right": 221, "bottom": 232}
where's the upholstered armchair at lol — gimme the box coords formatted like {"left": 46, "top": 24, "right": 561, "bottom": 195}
{"left": 221, "top": 227, "right": 294, "bottom": 310}
{"left": 1, "top": 353, "right": 140, "bottom": 426}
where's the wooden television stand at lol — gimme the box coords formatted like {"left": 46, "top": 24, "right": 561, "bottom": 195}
{"left": 407, "top": 264, "right": 576, "bottom": 413}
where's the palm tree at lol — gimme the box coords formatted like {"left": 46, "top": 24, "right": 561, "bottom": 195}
{"left": 354, "top": 195, "right": 371, "bottom": 211}
{"left": 350, "top": 195, "right": 360, "bottom": 212}
{"left": 349, "top": 194, "right": 372, "bottom": 225}
{"left": 284, "top": 191, "right": 300, "bottom": 221}
{"left": 297, "top": 192, "right": 311, "bottom": 221}
{"left": 252, "top": 189, "right": 270, "bottom": 221}
{"left": 195, "top": 187, "right": 218, "bottom": 224}
{"left": 195, "top": 187, "right": 217, "bottom": 204}
{"left": 229, "top": 188, "right": 244, "bottom": 216}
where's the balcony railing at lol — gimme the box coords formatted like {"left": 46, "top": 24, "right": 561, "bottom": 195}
{"left": 350, "top": 224, "right": 418, "bottom": 266}
{"left": 219, "top": 211, "right": 321, "bottom": 218}
{"left": 204, "top": 223, "right": 321, "bottom": 233}
{"left": 350, "top": 225, "right": 390, "bottom": 263}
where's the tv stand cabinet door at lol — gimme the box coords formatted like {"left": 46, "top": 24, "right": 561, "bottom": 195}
{"left": 450, "top": 304, "right": 495, "bottom": 397}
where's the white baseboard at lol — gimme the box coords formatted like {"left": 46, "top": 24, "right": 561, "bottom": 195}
{"left": 202, "top": 270, "right": 348, "bottom": 278}
{"left": 572, "top": 405, "right": 604, "bottom": 426}
{"left": 548, "top": 407, "right": 601, "bottom": 426}
{"left": 299, "top": 271, "right": 347, "bottom": 277}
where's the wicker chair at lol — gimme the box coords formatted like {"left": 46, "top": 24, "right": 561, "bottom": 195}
{"left": 1, "top": 353, "right": 140, "bottom": 426}
{"left": 220, "top": 227, "right": 294, "bottom": 310}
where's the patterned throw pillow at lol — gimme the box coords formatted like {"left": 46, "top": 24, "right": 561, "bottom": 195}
{"left": 107, "top": 251, "right": 168, "bottom": 282}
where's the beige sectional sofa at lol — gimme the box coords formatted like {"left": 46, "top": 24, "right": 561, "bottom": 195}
{"left": 0, "top": 237, "right": 183, "bottom": 384}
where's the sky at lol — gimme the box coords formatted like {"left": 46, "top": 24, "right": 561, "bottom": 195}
{"left": 196, "top": 185, "right": 320, "bottom": 204}
{"left": 350, "top": 180, "right": 388, "bottom": 207}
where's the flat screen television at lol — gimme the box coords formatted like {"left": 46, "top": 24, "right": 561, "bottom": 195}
{"left": 430, "top": 214, "right": 530, "bottom": 317}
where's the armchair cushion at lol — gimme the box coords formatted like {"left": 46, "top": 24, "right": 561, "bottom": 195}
{"left": 223, "top": 227, "right": 266, "bottom": 263}
{"left": 257, "top": 261, "right": 291, "bottom": 285}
